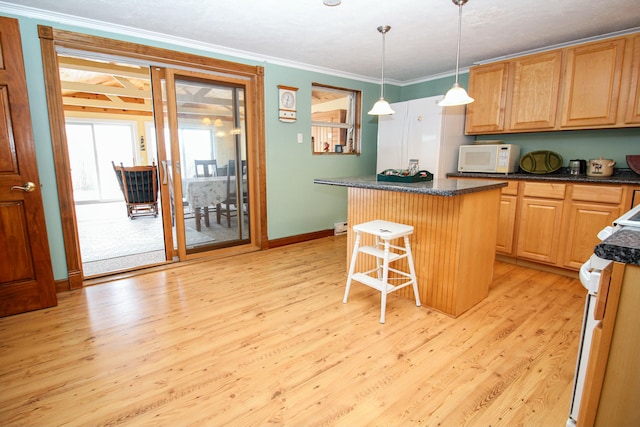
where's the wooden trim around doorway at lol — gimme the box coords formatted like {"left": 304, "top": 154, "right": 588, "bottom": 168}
{"left": 38, "top": 26, "right": 267, "bottom": 288}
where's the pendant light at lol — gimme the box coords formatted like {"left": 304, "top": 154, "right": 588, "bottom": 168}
{"left": 368, "top": 25, "right": 395, "bottom": 115}
{"left": 439, "top": 0, "right": 474, "bottom": 106}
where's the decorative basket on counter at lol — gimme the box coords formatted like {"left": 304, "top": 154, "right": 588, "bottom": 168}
{"left": 377, "top": 169, "right": 433, "bottom": 182}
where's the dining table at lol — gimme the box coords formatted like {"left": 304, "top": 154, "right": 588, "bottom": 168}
{"left": 183, "top": 176, "right": 244, "bottom": 231}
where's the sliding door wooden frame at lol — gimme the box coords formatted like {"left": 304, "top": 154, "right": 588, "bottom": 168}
{"left": 38, "top": 26, "right": 267, "bottom": 289}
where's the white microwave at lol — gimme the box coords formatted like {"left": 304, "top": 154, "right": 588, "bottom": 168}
{"left": 458, "top": 144, "right": 520, "bottom": 174}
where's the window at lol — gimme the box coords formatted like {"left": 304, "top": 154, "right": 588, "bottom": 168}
{"left": 66, "top": 120, "right": 137, "bottom": 202}
{"left": 311, "top": 83, "right": 361, "bottom": 154}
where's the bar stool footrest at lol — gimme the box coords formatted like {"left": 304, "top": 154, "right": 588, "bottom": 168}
{"left": 358, "top": 245, "right": 404, "bottom": 262}
{"left": 352, "top": 272, "right": 396, "bottom": 293}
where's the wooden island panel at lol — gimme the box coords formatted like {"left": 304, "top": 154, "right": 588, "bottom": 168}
{"left": 346, "top": 186, "right": 502, "bottom": 317}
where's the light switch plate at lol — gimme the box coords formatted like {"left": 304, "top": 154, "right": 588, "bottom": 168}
{"left": 297, "top": 133, "right": 303, "bottom": 143}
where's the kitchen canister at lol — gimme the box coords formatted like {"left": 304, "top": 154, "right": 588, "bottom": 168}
{"left": 587, "top": 157, "right": 616, "bottom": 177}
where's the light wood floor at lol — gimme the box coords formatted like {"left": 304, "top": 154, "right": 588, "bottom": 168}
{"left": 0, "top": 236, "right": 585, "bottom": 426}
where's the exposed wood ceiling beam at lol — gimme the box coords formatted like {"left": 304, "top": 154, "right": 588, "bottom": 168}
{"left": 61, "top": 81, "right": 151, "bottom": 99}
{"left": 62, "top": 96, "right": 152, "bottom": 112}
{"left": 58, "top": 56, "right": 150, "bottom": 79}
{"left": 63, "top": 105, "right": 154, "bottom": 117}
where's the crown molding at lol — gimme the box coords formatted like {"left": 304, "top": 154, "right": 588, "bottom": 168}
{"left": 3, "top": 2, "right": 637, "bottom": 88}
{"left": 0, "top": 1, "right": 381, "bottom": 84}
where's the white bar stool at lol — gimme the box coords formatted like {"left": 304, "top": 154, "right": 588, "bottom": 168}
{"left": 343, "top": 220, "right": 421, "bottom": 323}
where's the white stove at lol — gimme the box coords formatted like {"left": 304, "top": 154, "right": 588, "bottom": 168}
{"left": 613, "top": 202, "right": 640, "bottom": 229}
{"left": 566, "top": 203, "right": 640, "bottom": 426}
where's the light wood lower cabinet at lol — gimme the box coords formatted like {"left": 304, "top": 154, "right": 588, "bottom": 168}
{"left": 496, "top": 194, "right": 517, "bottom": 254}
{"left": 456, "top": 177, "right": 636, "bottom": 272}
{"left": 516, "top": 196, "right": 564, "bottom": 264}
{"left": 496, "top": 180, "right": 519, "bottom": 255}
{"left": 561, "top": 184, "right": 624, "bottom": 269}
{"left": 561, "top": 203, "right": 621, "bottom": 270}
{"left": 515, "top": 182, "right": 566, "bottom": 264}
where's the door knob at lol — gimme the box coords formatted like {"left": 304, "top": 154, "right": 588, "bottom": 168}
{"left": 11, "top": 182, "right": 36, "bottom": 192}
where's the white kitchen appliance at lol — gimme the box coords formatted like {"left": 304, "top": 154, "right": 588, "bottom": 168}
{"left": 376, "top": 95, "right": 471, "bottom": 179}
{"left": 457, "top": 143, "right": 520, "bottom": 174}
{"left": 566, "top": 202, "right": 640, "bottom": 426}
{"left": 567, "top": 250, "right": 612, "bottom": 427}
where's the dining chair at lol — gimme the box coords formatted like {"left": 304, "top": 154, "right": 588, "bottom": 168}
{"left": 194, "top": 159, "right": 218, "bottom": 177}
{"left": 217, "top": 159, "right": 247, "bottom": 227}
{"left": 193, "top": 159, "right": 219, "bottom": 226}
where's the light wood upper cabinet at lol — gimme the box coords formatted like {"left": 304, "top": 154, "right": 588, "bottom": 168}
{"left": 465, "top": 33, "right": 638, "bottom": 134}
{"left": 509, "top": 51, "right": 562, "bottom": 130}
{"left": 625, "top": 34, "right": 640, "bottom": 124}
{"left": 560, "top": 38, "right": 626, "bottom": 127}
{"left": 465, "top": 62, "right": 509, "bottom": 134}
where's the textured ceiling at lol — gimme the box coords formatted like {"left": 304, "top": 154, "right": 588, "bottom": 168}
{"left": 2, "top": 0, "right": 640, "bottom": 83}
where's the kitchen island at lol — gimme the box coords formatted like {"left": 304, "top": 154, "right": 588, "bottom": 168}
{"left": 314, "top": 176, "right": 507, "bottom": 317}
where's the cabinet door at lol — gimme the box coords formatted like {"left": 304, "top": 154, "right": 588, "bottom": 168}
{"left": 625, "top": 34, "right": 640, "bottom": 124}
{"left": 509, "top": 51, "right": 562, "bottom": 130}
{"left": 561, "top": 38, "right": 626, "bottom": 127}
{"left": 562, "top": 203, "right": 621, "bottom": 270}
{"left": 516, "top": 197, "right": 564, "bottom": 264}
{"left": 496, "top": 194, "right": 518, "bottom": 255}
{"left": 465, "top": 62, "right": 509, "bottom": 134}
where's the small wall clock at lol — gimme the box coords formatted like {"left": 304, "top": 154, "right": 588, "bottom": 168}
{"left": 278, "top": 85, "right": 298, "bottom": 122}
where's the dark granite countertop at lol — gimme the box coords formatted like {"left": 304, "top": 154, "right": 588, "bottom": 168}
{"left": 448, "top": 168, "right": 640, "bottom": 185}
{"left": 595, "top": 227, "right": 640, "bottom": 266}
{"left": 314, "top": 176, "right": 507, "bottom": 196}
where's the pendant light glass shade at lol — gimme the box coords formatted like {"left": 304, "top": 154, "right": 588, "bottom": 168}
{"left": 439, "top": 0, "right": 474, "bottom": 107}
{"left": 368, "top": 97, "right": 395, "bottom": 115}
{"left": 368, "top": 25, "right": 395, "bottom": 115}
{"left": 439, "top": 83, "right": 474, "bottom": 106}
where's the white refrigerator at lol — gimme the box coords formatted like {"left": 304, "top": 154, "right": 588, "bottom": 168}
{"left": 376, "top": 95, "right": 471, "bottom": 179}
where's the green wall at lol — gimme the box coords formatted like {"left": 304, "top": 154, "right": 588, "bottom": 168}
{"left": 3, "top": 11, "right": 385, "bottom": 279}
{"left": 263, "top": 66, "right": 382, "bottom": 239}
{"left": 4, "top": 10, "right": 640, "bottom": 282}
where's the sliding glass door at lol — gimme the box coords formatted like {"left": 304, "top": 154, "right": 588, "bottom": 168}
{"left": 157, "top": 68, "right": 251, "bottom": 258}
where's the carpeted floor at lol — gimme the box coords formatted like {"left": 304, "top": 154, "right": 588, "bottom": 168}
{"left": 76, "top": 201, "right": 247, "bottom": 277}
{"left": 76, "top": 203, "right": 165, "bottom": 262}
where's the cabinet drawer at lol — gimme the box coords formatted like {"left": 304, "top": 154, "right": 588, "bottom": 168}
{"left": 501, "top": 180, "right": 519, "bottom": 195}
{"left": 572, "top": 184, "right": 623, "bottom": 204}
{"left": 522, "top": 182, "right": 566, "bottom": 199}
